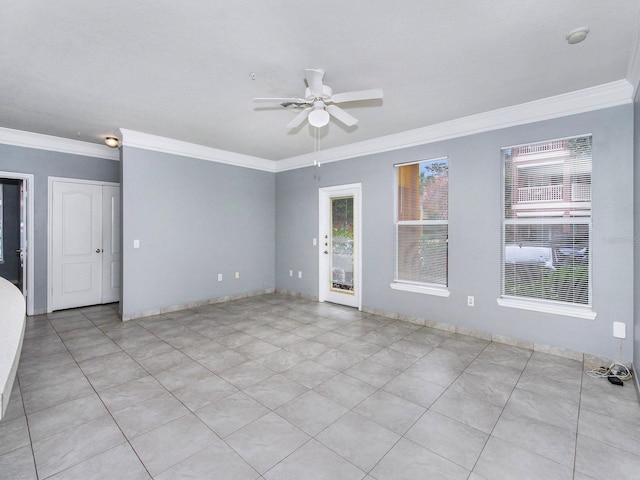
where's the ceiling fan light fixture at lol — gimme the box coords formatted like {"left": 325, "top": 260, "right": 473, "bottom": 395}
{"left": 308, "top": 108, "right": 330, "bottom": 128}
{"left": 105, "top": 136, "right": 119, "bottom": 148}
{"left": 253, "top": 68, "right": 383, "bottom": 129}
{"left": 566, "top": 27, "right": 589, "bottom": 45}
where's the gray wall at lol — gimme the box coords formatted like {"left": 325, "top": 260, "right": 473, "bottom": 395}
{"left": 276, "top": 105, "right": 635, "bottom": 361}
{"left": 0, "top": 144, "right": 119, "bottom": 312}
{"left": 120, "top": 147, "right": 275, "bottom": 318}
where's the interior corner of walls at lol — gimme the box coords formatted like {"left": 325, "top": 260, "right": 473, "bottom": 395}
{"left": 633, "top": 362, "right": 640, "bottom": 393}
{"left": 626, "top": 19, "right": 640, "bottom": 99}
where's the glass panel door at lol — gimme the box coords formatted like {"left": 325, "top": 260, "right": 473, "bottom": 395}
{"left": 319, "top": 183, "right": 361, "bottom": 309}
{"left": 331, "top": 196, "right": 354, "bottom": 294}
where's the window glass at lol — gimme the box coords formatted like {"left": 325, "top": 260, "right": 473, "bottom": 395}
{"left": 395, "top": 158, "right": 448, "bottom": 287}
{"left": 502, "top": 136, "right": 592, "bottom": 306}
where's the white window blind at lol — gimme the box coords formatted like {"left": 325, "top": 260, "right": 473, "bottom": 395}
{"left": 501, "top": 135, "right": 592, "bottom": 306}
{"left": 395, "top": 158, "right": 448, "bottom": 287}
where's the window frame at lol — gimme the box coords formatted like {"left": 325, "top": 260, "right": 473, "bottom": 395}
{"left": 498, "top": 135, "right": 596, "bottom": 319}
{"left": 390, "top": 157, "right": 450, "bottom": 297}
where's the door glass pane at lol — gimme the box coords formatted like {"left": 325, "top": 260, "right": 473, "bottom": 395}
{"left": 331, "top": 196, "right": 354, "bottom": 293}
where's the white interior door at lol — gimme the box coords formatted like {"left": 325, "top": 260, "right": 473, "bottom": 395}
{"left": 101, "top": 185, "right": 121, "bottom": 304}
{"left": 319, "top": 183, "right": 362, "bottom": 309}
{"left": 52, "top": 181, "right": 103, "bottom": 310}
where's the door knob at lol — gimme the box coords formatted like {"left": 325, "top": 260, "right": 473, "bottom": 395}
{"left": 96, "top": 248, "right": 102, "bottom": 253}
{"left": 323, "top": 250, "right": 328, "bottom": 254}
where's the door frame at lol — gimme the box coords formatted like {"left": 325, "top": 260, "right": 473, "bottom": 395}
{"left": 47, "top": 177, "right": 120, "bottom": 313}
{"left": 0, "top": 171, "right": 35, "bottom": 316}
{"left": 318, "top": 183, "right": 362, "bottom": 310}
{"left": 101, "top": 184, "right": 121, "bottom": 304}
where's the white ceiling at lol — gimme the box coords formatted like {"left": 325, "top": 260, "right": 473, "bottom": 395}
{"left": 1, "top": 1, "right": 639, "bottom": 161}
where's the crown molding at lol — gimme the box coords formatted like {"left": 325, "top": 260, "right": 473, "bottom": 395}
{"left": 117, "top": 129, "right": 276, "bottom": 173}
{"left": 0, "top": 127, "right": 119, "bottom": 160}
{"left": 275, "top": 80, "right": 634, "bottom": 172}
{"left": 1, "top": 79, "right": 633, "bottom": 172}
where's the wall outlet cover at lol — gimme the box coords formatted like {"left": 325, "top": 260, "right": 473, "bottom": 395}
{"left": 613, "top": 321, "right": 626, "bottom": 339}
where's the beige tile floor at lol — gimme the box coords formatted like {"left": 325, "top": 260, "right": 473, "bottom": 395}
{"left": 2, "top": 293, "right": 640, "bottom": 479}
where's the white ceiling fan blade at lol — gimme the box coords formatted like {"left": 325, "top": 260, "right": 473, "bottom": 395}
{"left": 286, "top": 107, "right": 312, "bottom": 129}
{"left": 304, "top": 69, "right": 325, "bottom": 97}
{"left": 330, "top": 88, "right": 383, "bottom": 103}
{"left": 253, "top": 97, "right": 305, "bottom": 104}
{"left": 326, "top": 105, "right": 358, "bottom": 127}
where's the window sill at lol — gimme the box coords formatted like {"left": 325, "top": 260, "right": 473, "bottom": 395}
{"left": 497, "top": 297, "right": 596, "bottom": 319}
{"left": 390, "top": 282, "right": 450, "bottom": 297}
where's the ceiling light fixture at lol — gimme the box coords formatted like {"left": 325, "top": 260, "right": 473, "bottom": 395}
{"left": 566, "top": 27, "right": 589, "bottom": 45}
{"left": 307, "top": 101, "right": 330, "bottom": 128}
{"left": 104, "top": 136, "right": 119, "bottom": 148}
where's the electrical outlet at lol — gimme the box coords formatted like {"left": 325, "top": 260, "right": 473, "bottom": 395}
{"left": 298, "top": 271, "right": 302, "bottom": 279}
{"left": 289, "top": 270, "right": 293, "bottom": 277}
{"left": 467, "top": 296, "right": 475, "bottom": 307}
{"left": 217, "top": 274, "right": 222, "bottom": 282}
{"left": 235, "top": 272, "right": 240, "bottom": 279}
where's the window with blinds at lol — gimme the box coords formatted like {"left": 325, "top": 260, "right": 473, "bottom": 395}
{"left": 395, "top": 158, "right": 448, "bottom": 288}
{"left": 501, "top": 135, "right": 592, "bottom": 306}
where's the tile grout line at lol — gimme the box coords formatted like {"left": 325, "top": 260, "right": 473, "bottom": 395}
{"left": 14, "top": 375, "right": 40, "bottom": 480}
{"left": 49, "top": 308, "right": 156, "bottom": 480}
{"left": 16, "top": 296, "right": 619, "bottom": 479}
{"left": 347, "top": 334, "right": 487, "bottom": 477}
{"left": 572, "top": 363, "right": 585, "bottom": 480}
{"left": 466, "top": 343, "right": 532, "bottom": 476}
{"left": 130, "top": 304, "right": 316, "bottom": 478}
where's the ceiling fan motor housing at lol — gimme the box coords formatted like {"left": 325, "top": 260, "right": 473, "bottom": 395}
{"left": 305, "top": 85, "right": 333, "bottom": 102}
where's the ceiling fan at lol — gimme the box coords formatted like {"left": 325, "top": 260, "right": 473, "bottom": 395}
{"left": 253, "top": 69, "right": 383, "bottom": 129}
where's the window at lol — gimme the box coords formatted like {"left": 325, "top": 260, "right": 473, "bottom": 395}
{"left": 393, "top": 158, "right": 448, "bottom": 294}
{"left": 501, "top": 135, "right": 592, "bottom": 313}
